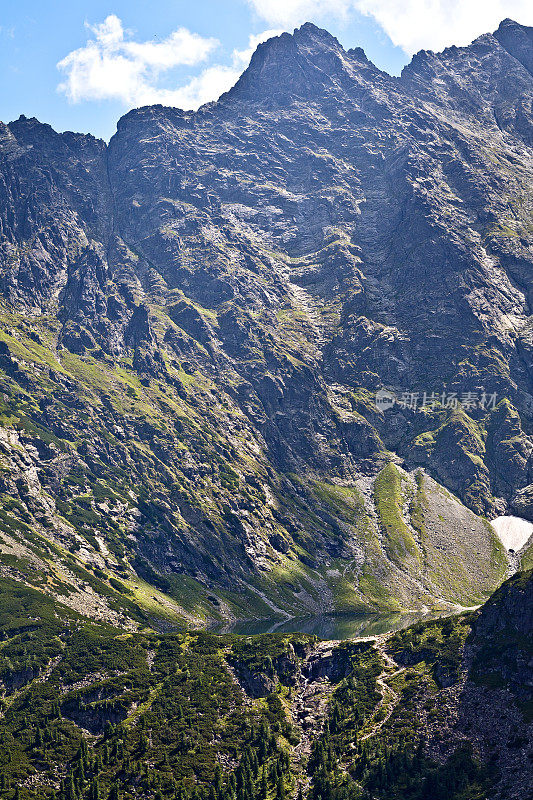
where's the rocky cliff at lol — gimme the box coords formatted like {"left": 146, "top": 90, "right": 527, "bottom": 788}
{"left": 1, "top": 19, "right": 532, "bottom": 622}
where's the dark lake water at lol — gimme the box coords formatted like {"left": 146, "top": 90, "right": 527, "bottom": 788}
{"left": 209, "top": 609, "right": 448, "bottom": 639}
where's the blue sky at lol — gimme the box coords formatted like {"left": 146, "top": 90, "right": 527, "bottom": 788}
{"left": 1, "top": 0, "right": 532, "bottom": 141}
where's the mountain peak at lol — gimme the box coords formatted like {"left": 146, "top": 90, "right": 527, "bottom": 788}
{"left": 222, "top": 22, "right": 350, "bottom": 106}
{"left": 494, "top": 17, "right": 533, "bottom": 75}
{"left": 496, "top": 17, "right": 531, "bottom": 34}
{"left": 292, "top": 22, "right": 343, "bottom": 50}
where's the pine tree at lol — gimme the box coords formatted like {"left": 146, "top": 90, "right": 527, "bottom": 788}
{"left": 35, "top": 726, "right": 43, "bottom": 748}
{"left": 214, "top": 763, "right": 223, "bottom": 794}
{"left": 260, "top": 766, "right": 268, "bottom": 800}
{"left": 65, "top": 774, "right": 78, "bottom": 800}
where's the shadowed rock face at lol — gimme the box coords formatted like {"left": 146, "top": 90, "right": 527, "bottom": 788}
{"left": 474, "top": 567, "right": 533, "bottom": 640}
{"left": 0, "top": 20, "right": 531, "bottom": 618}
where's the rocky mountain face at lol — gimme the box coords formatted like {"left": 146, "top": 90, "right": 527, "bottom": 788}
{"left": 0, "top": 19, "right": 532, "bottom": 622}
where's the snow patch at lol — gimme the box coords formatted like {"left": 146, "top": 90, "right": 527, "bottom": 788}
{"left": 491, "top": 516, "right": 533, "bottom": 552}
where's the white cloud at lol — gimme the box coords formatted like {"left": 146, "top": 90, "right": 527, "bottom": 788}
{"left": 57, "top": 17, "right": 283, "bottom": 111}
{"left": 153, "top": 65, "right": 242, "bottom": 109}
{"left": 247, "top": 0, "right": 533, "bottom": 54}
{"left": 57, "top": 15, "right": 218, "bottom": 105}
{"left": 356, "top": 0, "right": 533, "bottom": 54}
{"left": 233, "top": 28, "right": 285, "bottom": 67}
{"left": 247, "top": 0, "right": 350, "bottom": 28}
{"left": 169, "top": 29, "right": 283, "bottom": 109}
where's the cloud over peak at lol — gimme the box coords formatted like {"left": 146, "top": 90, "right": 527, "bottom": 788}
{"left": 57, "top": 16, "right": 281, "bottom": 111}
{"left": 247, "top": 0, "right": 533, "bottom": 54}
{"left": 57, "top": 3, "right": 533, "bottom": 115}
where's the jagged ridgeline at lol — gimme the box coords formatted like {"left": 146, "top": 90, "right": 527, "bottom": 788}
{"left": 0, "top": 19, "right": 533, "bottom": 622}
{"left": 0, "top": 571, "right": 531, "bottom": 799}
